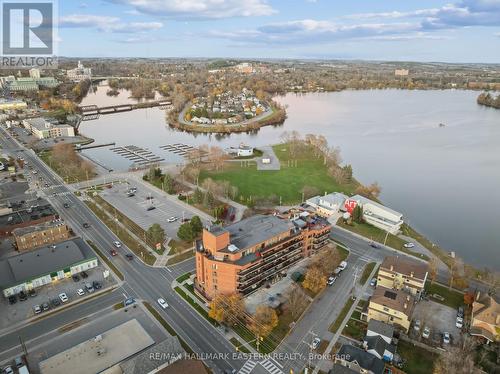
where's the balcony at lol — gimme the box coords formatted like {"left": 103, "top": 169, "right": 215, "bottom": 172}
{"left": 238, "top": 243, "right": 303, "bottom": 278}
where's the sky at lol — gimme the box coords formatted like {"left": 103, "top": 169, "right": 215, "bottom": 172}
{"left": 54, "top": 0, "right": 500, "bottom": 62}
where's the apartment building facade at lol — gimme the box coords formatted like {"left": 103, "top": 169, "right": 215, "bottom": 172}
{"left": 13, "top": 221, "right": 71, "bottom": 251}
{"left": 195, "top": 214, "right": 331, "bottom": 300}
{"left": 367, "top": 286, "right": 415, "bottom": 333}
{"left": 377, "top": 256, "right": 428, "bottom": 298}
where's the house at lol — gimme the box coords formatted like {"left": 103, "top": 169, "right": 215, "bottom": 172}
{"left": 367, "top": 286, "right": 415, "bottom": 333}
{"left": 377, "top": 256, "right": 428, "bottom": 297}
{"left": 329, "top": 364, "right": 359, "bottom": 374}
{"left": 335, "top": 345, "right": 385, "bottom": 374}
{"left": 470, "top": 292, "right": 500, "bottom": 343}
{"left": 344, "top": 195, "right": 403, "bottom": 234}
{"left": 366, "top": 319, "right": 394, "bottom": 344}
{"left": 363, "top": 335, "right": 395, "bottom": 362}
{"left": 306, "top": 192, "right": 349, "bottom": 217}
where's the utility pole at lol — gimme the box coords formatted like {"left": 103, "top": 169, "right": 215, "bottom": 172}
{"left": 19, "top": 335, "right": 28, "bottom": 358}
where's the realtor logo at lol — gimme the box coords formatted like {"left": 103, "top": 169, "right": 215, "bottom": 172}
{"left": 1, "top": 0, "right": 57, "bottom": 68}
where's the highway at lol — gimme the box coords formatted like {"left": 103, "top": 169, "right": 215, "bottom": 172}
{"left": 0, "top": 127, "right": 243, "bottom": 374}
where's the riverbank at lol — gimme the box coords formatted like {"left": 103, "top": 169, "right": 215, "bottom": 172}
{"left": 477, "top": 92, "right": 500, "bottom": 109}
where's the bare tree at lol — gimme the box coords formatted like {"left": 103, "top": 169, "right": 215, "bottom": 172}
{"left": 433, "top": 335, "right": 480, "bottom": 374}
{"left": 288, "top": 286, "right": 308, "bottom": 319}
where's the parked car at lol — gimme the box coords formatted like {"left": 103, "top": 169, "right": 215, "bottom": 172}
{"left": 413, "top": 320, "right": 421, "bottom": 332}
{"left": 85, "top": 283, "right": 94, "bottom": 293}
{"left": 457, "top": 306, "right": 464, "bottom": 318}
{"left": 51, "top": 298, "right": 61, "bottom": 307}
{"left": 456, "top": 316, "right": 463, "bottom": 329}
{"left": 59, "top": 293, "right": 68, "bottom": 303}
{"left": 113, "top": 241, "right": 122, "bottom": 248}
{"left": 14, "top": 356, "right": 24, "bottom": 368}
{"left": 443, "top": 332, "right": 451, "bottom": 344}
{"left": 147, "top": 205, "right": 156, "bottom": 211}
{"left": 327, "top": 276, "right": 337, "bottom": 286}
{"left": 77, "top": 289, "right": 85, "bottom": 296}
{"left": 167, "top": 216, "right": 178, "bottom": 223}
{"left": 8, "top": 295, "right": 16, "bottom": 305}
{"left": 422, "top": 326, "right": 431, "bottom": 339}
{"left": 93, "top": 281, "right": 102, "bottom": 290}
{"left": 42, "top": 302, "right": 50, "bottom": 311}
{"left": 311, "top": 337, "right": 321, "bottom": 350}
{"left": 3, "top": 366, "right": 13, "bottom": 374}
{"left": 157, "top": 298, "right": 169, "bottom": 309}
{"left": 28, "top": 289, "right": 36, "bottom": 297}
{"left": 338, "top": 261, "right": 348, "bottom": 271}
{"left": 403, "top": 242, "right": 415, "bottom": 248}
{"left": 19, "top": 291, "right": 27, "bottom": 301}
{"left": 33, "top": 305, "right": 41, "bottom": 314}
{"left": 370, "top": 278, "right": 377, "bottom": 287}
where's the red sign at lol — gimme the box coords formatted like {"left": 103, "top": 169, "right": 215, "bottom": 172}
{"left": 344, "top": 199, "right": 358, "bottom": 214}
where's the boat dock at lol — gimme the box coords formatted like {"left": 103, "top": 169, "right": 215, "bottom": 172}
{"left": 110, "top": 145, "right": 164, "bottom": 167}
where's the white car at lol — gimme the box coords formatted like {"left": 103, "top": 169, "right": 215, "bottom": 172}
{"left": 33, "top": 305, "right": 41, "bottom": 314}
{"left": 413, "top": 319, "right": 421, "bottom": 331}
{"left": 77, "top": 289, "right": 85, "bottom": 296}
{"left": 311, "top": 337, "right": 321, "bottom": 350}
{"left": 443, "top": 332, "right": 451, "bottom": 344}
{"left": 157, "top": 298, "right": 169, "bottom": 309}
{"left": 456, "top": 317, "right": 463, "bottom": 329}
{"left": 422, "top": 326, "right": 431, "bottom": 339}
{"left": 404, "top": 242, "right": 415, "bottom": 248}
{"left": 167, "top": 217, "right": 178, "bottom": 223}
{"left": 327, "top": 276, "right": 337, "bottom": 286}
{"left": 59, "top": 293, "right": 69, "bottom": 303}
{"left": 113, "top": 241, "right": 122, "bottom": 248}
{"left": 338, "top": 261, "right": 348, "bottom": 271}
{"left": 369, "top": 278, "right": 377, "bottom": 287}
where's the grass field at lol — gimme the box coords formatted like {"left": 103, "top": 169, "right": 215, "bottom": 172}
{"left": 359, "top": 262, "right": 377, "bottom": 285}
{"left": 397, "top": 340, "right": 437, "bottom": 374}
{"left": 38, "top": 150, "right": 95, "bottom": 183}
{"left": 200, "top": 144, "right": 357, "bottom": 205}
{"left": 329, "top": 298, "right": 355, "bottom": 333}
{"left": 425, "top": 281, "right": 464, "bottom": 309}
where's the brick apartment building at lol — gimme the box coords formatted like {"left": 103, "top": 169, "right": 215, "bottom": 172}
{"left": 13, "top": 221, "right": 71, "bottom": 251}
{"left": 195, "top": 214, "right": 331, "bottom": 300}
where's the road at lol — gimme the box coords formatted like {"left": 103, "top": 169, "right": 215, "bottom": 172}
{"left": 0, "top": 127, "right": 243, "bottom": 374}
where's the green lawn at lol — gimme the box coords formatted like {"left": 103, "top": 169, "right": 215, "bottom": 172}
{"left": 176, "top": 272, "right": 191, "bottom": 283}
{"left": 337, "top": 219, "right": 429, "bottom": 260}
{"left": 342, "top": 319, "right": 367, "bottom": 341}
{"left": 200, "top": 144, "right": 357, "bottom": 205}
{"left": 359, "top": 262, "right": 377, "bottom": 285}
{"left": 167, "top": 250, "right": 194, "bottom": 265}
{"left": 329, "top": 298, "right": 355, "bottom": 333}
{"left": 425, "top": 282, "right": 464, "bottom": 309}
{"left": 397, "top": 340, "right": 437, "bottom": 374}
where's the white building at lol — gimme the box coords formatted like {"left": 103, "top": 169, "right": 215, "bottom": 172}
{"left": 395, "top": 69, "right": 409, "bottom": 76}
{"left": 0, "top": 99, "right": 27, "bottom": 111}
{"left": 67, "top": 61, "right": 92, "bottom": 82}
{"left": 306, "top": 192, "right": 349, "bottom": 217}
{"left": 22, "top": 118, "right": 75, "bottom": 139}
{"left": 345, "top": 194, "right": 403, "bottom": 234}
{"left": 29, "top": 68, "right": 41, "bottom": 79}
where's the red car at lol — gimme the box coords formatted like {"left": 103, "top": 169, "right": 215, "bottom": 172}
{"left": 110, "top": 249, "right": 118, "bottom": 256}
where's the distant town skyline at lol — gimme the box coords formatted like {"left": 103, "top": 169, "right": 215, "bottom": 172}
{"left": 54, "top": 0, "right": 500, "bottom": 62}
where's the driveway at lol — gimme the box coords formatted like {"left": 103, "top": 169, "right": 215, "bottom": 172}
{"left": 412, "top": 299, "right": 459, "bottom": 346}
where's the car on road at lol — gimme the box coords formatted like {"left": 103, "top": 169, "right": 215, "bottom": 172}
{"left": 157, "top": 298, "right": 169, "bottom": 309}
{"left": 369, "top": 277, "right": 377, "bottom": 287}
{"left": 33, "top": 305, "right": 41, "bottom": 314}
{"left": 311, "top": 337, "right": 321, "bottom": 350}
{"left": 147, "top": 205, "right": 156, "bottom": 211}
{"left": 327, "top": 276, "right": 337, "bottom": 286}
{"left": 83, "top": 223, "right": 90, "bottom": 228}
{"left": 126, "top": 254, "right": 134, "bottom": 261}
{"left": 59, "top": 293, "right": 69, "bottom": 303}
{"left": 422, "top": 326, "right": 431, "bottom": 339}
{"left": 369, "top": 241, "right": 380, "bottom": 249}
{"left": 413, "top": 319, "right": 421, "bottom": 332}
{"left": 63, "top": 203, "right": 70, "bottom": 208}
{"left": 8, "top": 295, "right": 16, "bottom": 305}
{"left": 42, "top": 302, "right": 50, "bottom": 311}
{"left": 77, "top": 289, "right": 85, "bottom": 296}
{"left": 443, "top": 332, "right": 451, "bottom": 344}
{"left": 113, "top": 241, "right": 122, "bottom": 248}
{"left": 167, "top": 216, "right": 178, "bottom": 223}
{"left": 110, "top": 249, "right": 118, "bottom": 256}
{"left": 403, "top": 242, "right": 415, "bottom": 248}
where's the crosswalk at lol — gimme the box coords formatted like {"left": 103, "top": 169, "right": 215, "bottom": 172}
{"left": 238, "top": 359, "right": 258, "bottom": 374}
{"left": 260, "top": 358, "right": 284, "bottom": 374}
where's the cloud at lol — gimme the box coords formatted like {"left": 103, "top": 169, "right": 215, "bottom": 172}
{"left": 106, "top": 0, "right": 276, "bottom": 19}
{"left": 345, "top": 9, "right": 439, "bottom": 20}
{"left": 59, "top": 14, "right": 163, "bottom": 33}
{"left": 495, "top": 32, "right": 500, "bottom": 37}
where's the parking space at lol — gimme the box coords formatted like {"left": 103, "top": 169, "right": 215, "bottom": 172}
{"left": 99, "top": 181, "right": 210, "bottom": 240}
{"left": 0, "top": 264, "right": 115, "bottom": 330}
{"left": 411, "top": 299, "right": 460, "bottom": 346}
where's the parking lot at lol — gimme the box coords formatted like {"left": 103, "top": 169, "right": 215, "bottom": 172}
{"left": 411, "top": 299, "right": 461, "bottom": 346}
{"left": 0, "top": 264, "right": 115, "bottom": 330}
{"left": 99, "top": 181, "right": 211, "bottom": 241}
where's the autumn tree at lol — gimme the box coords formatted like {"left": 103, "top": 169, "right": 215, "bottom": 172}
{"left": 428, "top": 256, "right": 439, "bottom": 285}
{"left": 249, "top": 305, "right": 279, "bottom": 340}
{"left": 355, "top": 182, "right": 381, "bottom": 199}
{"left": 433, "top": 335, "right": 480, "bottom": 374}
{"left": 288, "top": 286, "right": 308, "bottom": 319}
{"left": 302, "top": 266, "right": 327, "bottom": 294}
{"left": 208, "top": 293, "right": 245, "bottom": 325}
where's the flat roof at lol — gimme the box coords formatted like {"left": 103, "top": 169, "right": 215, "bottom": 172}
{"left": 223, "top": 214, "right": 294, "bottom": 252}
{"left": 350, "top": 194, "right": 403, "bottom": 218}
{"left": 0, "top": 203, "right": 56, "bottom": 228}
{"left": 0, "top": 238, "right": 97, "bottom": 289}
{"left": 12, "top": 220, "right": 67, "bottom": 236}
{"left": 39, "top": 319, "right": 154, "bottom": 374}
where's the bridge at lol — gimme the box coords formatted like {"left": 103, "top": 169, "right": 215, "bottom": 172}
{"left": 78, "top": 100, "right": 172, "bottom": 121}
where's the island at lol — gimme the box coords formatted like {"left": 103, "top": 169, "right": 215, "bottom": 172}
{"left": 477, "top": 92, "right": 500, "bottom": 109}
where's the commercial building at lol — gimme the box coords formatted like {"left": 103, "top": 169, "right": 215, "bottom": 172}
{"left": 13, "top": 221, "right": 72, "bottom": 251}
{"left": 0, "top": 238, "right": 98, "bottom": 297}
{"left": 344, "top": 195, "right": 403, "bottom": 234}
{"left": 306, "top": 192, "right": 349, "bottom": 217}
{"left": 470, "top": 292, "right": 500, "bottom": 343}
{"left": 334, "top": 345, "right": 385, "bottom": 374}
{"left": 395, "top": 69, "right": 409, "bottom": 76}
{"left": 195, "top": 214, "right": 331, "bottom": 299}
{"left": 367, "top": 286, "right": 415, "bottom": 333}
{"left": 0, "top": 203, "right": 58, "bottom": 236}
{"left": 67, "top": 61, "right": 92, "bottom": 81}
{"left": 0, "top": 76, "right": 58, "bottom": 91}
{"left": 22, "top": 118, "right": 75, "bottom": 139}
{"left": 0, "top": 99, "right": 28, "bottom": 111}
{"left": 377, "top": 256, "right": 428, "bottom": 297}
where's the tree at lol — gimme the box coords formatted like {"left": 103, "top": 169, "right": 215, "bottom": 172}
{"left": 288, "top": 286, "right": 308, "bottom": 319}
{"left": 313, "top": 246, "right": 342, "bottom": 276}
{"left": 209, "top": 293, "right": 246, "bottom": 325}
{"left": 352, "top": 205, "right": 364, "bottom": 224}
{"left": 249, "top": 305, "right": 278, "bottom": 340}
{"left": 433, "top": 335, "right": 480, "bottom": 374}
{"left": 302, "top": 266, "right": 327, "bottom": 294}
{"left": 355, "top": 182, "right": 381, "bottom": 199}
{"left": 190, "top": 216, "right": 203, "bottom": 236}
{"left": 177, "top": 222, "right": 194, "bottom": 241}
{"left": 163, "top": 173, "right": 175, "bottom": 194}
{"left": 192, "top": 188, "right": 203, "bottom": 204}
{"left": 147, "top": 223, "right": 165, "bottom": 247}
{"left": 428, "top": 256, "right": 439, "bottom": 285}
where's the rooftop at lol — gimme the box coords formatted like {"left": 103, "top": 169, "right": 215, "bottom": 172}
{"left": 380, "top": 256, "right": 428, "bottom": 280}
{"left": 370, "top": 286, "right": 415, "bottom": 315}
{"left": 0, "top": 238, "right": 97, "bottom": 289}
{"left": 337, "top": 345, "right": 385, "bottom": 374}
{"left": 351, "top": 194, "right": 403, "bottom": 218}
{"left": 367, "top": 319, "right": 395, "bottom": 338}
{"left": 0, "top": 203, "right": 57, "bottom": 228}
{"left": 12, "top": 220, "right": 68, "bottom": 237}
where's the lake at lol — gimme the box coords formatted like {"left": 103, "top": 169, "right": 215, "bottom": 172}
{"left": 79, "top": 86, "right": 500, "bottom": 270}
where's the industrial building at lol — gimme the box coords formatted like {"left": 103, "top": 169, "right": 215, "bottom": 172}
{"left": 0, "top": 238, "right": 98, "bottom": 297}
{"left": 195, "top": 214, "right": 331, "bottom": 299}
